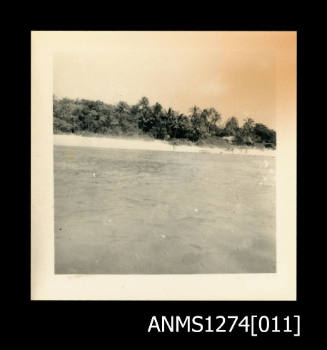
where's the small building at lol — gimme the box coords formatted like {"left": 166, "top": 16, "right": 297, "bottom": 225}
{"left": 222, "top": 136, "right": 235, "bottom": 143}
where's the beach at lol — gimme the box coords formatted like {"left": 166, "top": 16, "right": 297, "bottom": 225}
{"left": 54, "top": 134, "right": 276, "bottom": 157}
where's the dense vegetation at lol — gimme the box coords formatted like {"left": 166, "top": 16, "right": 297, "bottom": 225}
{"left": 53, "top": 96, "right": 276, "bottom": 148}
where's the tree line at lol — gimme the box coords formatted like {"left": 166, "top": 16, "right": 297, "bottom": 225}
{"left": 53, "top": 96, "right": 276, "bottom": 148}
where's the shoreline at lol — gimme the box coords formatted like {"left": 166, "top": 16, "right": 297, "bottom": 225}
{"left": 53, "top": 134, "right": 276, "bottom": 157}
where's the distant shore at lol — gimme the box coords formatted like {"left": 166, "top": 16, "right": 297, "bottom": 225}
{"left": 54, "top": 134, "right": 276, "bottom": 157}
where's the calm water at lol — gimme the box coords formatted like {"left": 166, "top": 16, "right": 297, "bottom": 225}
{"left": 54, "top": 145, "right": 276, "bottom": 274}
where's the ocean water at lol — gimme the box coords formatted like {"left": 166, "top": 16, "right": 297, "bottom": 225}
{"left": 54, "top": 145, "right": 276, "bottom": 274}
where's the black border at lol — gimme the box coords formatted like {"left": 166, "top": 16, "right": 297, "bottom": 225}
{"left": 23, "top": 25, "right": 305, "bottom": 341}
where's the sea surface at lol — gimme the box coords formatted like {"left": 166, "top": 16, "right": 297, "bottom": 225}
{"left": 54, "top": 145, "right": 276, "bottom": 274}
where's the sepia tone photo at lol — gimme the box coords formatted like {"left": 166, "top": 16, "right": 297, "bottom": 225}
{"left": 54, "top": 33, "right": 277, "bottom": 274}
{"left": 32, "top": 31, "right": 296, "bottom": 299}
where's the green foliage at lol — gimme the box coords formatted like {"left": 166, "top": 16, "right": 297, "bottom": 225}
{"left": 232, "top": 118, "right": 276, "bottom": 148}
{"left": 53, "top": 96, "right": 276, "bottom": 148}
{"left": 224, "top": 117, "right": 239, "bottom": 136}
{"left": 253, "top": 123, "right": 276, "bottom": 146}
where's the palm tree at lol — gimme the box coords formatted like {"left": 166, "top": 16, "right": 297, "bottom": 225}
{"left": 225, "top": 117, "right": 239, "bottom": 136}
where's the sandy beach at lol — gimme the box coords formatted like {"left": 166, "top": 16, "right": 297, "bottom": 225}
{"left": 54, "top": 134, "right": 276, "bottom": 157}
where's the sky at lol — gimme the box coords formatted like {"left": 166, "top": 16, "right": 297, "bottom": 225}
{"left": 53, "top": 31, "right": 297, "bottom": 129}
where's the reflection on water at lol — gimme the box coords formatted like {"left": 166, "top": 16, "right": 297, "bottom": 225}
{"left": 54, "top": 145, "right": 276, "bottom": 274}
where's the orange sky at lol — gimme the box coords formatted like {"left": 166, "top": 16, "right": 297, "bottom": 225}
{"left": 53, "top": 31, "right": 297, "bottom": 129}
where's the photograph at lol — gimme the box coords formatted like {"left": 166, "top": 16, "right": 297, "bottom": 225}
{"left": 53, "top": 32, "right": 279, "bottom": 275}
{"left": 31, "top": 30, "right": 297, "bottom": 300}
